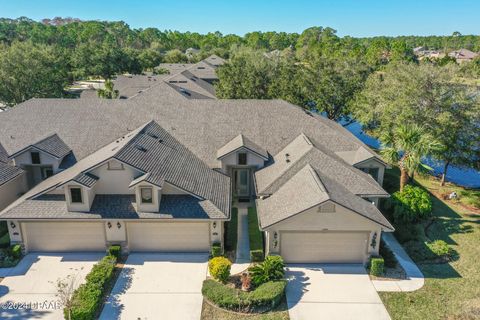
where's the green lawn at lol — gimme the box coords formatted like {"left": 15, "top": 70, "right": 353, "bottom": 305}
{"left": 248, "top": 206, "right": 264, "bottom": 261}
{"left": 379, "top": 169, "right": 480, "bottom": 319}
{"left": 225, "top": 207, "right": 238, "bottom": 254}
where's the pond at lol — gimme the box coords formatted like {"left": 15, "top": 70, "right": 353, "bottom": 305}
{"left": 345, "top": 121, "right": 480, "bottom": 188}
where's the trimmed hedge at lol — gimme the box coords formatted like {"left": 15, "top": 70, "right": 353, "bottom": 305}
{"left": 211, "top": 242, "right": 222, "bottom": 257}
{"left": 370, "top": 257, "right": 384, "bottom": 276}
{"left": 248, "top": 207, "right": 264, "bottom": 262}
{"left": 208, "top": 257, "right": 231, "bottom": 283}
{"left": 202, "top": 279, "right": 286, "bottom": 312}
{"left": 224, "top": 207, "right": 238, "bottom": 252}
{"left": 67, "top": 255, "right": 116, "bottom": 320}
{"left": 107, "top": 245, "right": 121, "bottom": 259}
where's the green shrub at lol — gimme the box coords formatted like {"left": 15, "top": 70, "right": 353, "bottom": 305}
{"left": 68, "top": 255, "right": 117, "bottom": 320}
{"left": 107, "top": 245, "right": 121, "bottom": 258}
{"left": 211, "top": 242, "right": 222, "bottom": 257}
{"left": 391, "top": 185, "right": 432, "bottom": 223}
{"left": 9, "top": 244, "right": 22, "bottom": 259}
{"left": 248, "top": 207, "right": 264, "bottom": 262}
{"left": 249, "top": 255, "right": 285, "bottom": 287}
{"left": 369, "top": 256, "right": 384, "bottom": 276}
{"left": 250, "top": 250, "right": 264, "bottom": 262}
{"left": 426, "top": 240, "right": 450, "bottom": 257}
{"left": 379, "top": 239, "right": 397, "bottom": 268}
{"left": 208, "top": 257, "right": 231, "bottom": 283}
{"left": 393, "top": 222, "right": 424, "bottom": 243}
{"left": 224, "top": 208, "right": 238, "bottom": 252}
{"left": 202, "top": 279, "right": 286, "bottom": 312}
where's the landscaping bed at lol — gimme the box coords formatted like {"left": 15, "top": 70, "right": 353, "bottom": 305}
{"left": 379, "top": 168, "right": 480, "bottom": 319}
{"left": 201, "top": 298, "right": 290, "bottom": 320}
{"left": 203, "top": 256, "right": 287, "bottom": 315}
{"left": 0, "top": 244, "right": 22, "bottom": 268}
{"left": 224, "top": 207, "right": 238, "bottom": 261}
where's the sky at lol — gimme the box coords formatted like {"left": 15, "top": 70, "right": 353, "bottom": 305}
{"left": 0, "top": 0, "right": 479, "bottom": 37}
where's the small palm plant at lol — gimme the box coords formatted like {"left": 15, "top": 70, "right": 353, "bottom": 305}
{"left": 248, "top": 255, "right": 285, "bottom": 287}
{"left": 380, "top": 124, "right": 442, "bottom": 191}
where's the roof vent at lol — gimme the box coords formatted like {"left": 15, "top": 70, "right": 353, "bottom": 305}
{"left": 135, "top": 145, "right": 147, "bottom": 152}
{"left": 147, "top": 132, "right": 159, "bottom": 139}
{"left": 286, "top": 159, "right": 291, "bottom": 163}
{"left": 169, "top": 80, "right": 178, "bottom": 83}
{"left": 198, "top": 67, "right": 206, "bottom": 69}
{"left": 179, "top": 80, "right": 187, "bottom": 83}
{"left": 180, "top": 88, "right": 191, "bottom": 96}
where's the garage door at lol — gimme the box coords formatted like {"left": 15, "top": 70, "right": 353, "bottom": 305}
{"left": 23, "top": 222, "right": 106, "bottom": 252}
{"left": 281, "top": 232, "right": 368, "bottom": 263}
{"left": 127, "top": 222, "right": 210, "bottom": 252}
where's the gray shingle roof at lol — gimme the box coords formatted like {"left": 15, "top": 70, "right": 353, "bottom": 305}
{"left": 0, "top": 194, "right": 226, "bottom": 220}
{"left": 256, "top": 164, "right": 393, "bottom": 230}
{"left": 73, "top": 172, "right": 99, "bottom": 188}
{"left": 255, "top": 133, "right": 388, "bottom": 197}
{"left": 10, "top": 133, "right": 71, "bottom": 159}
{"left": 0, "top": 121, "right": 231, "bottom": 220}
{"left": 217, "top": 134, "right": 268, "bottom": 160}
{"left": 0, "top": 162, "right": 23, "bottom": 187}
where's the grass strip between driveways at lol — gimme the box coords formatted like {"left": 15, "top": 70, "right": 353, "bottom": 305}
{"left": 248, "top": 206, "right": 264, "bottom": 261}
{"left": 225, "top": 207, "right": 238, "bottom": 254}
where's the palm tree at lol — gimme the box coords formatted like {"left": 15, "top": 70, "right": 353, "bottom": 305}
{"left": 380, "top": 124, "right": 442, "bottom": 192}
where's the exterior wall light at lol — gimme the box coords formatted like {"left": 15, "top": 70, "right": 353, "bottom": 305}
{"left": 107, "top": 222, "right": 112, "bottom": 229}
{"left": 212, "top": 221, "right": 217, "bottom": 229}
{"left": 117, "top": 222, "right": 121, "bottom": 229}
{"left": 10, "top": 222, "right": 16, "bottom": 229}
{"left": 273, "top": 232, "right": 278, "bottom": 248}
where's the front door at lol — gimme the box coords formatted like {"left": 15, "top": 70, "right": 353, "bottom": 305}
{"left": 234, "top": 168, "right": 250, "bottom": 198}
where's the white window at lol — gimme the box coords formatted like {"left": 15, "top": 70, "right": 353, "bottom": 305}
{"left": 70, "top": 187, "right": 83, "bottom": 203}
{"left": 140, "top": 187, "right": 153, "bottom": 204}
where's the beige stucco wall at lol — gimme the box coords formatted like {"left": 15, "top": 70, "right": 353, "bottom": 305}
{"left": 0, "top": 173, "right": 27, "bottom": 211}
{"left": 265, "top": 201, "right": 382, "bottom": 258}
{"left": 355, "top": 158, "right": 386, "bottom": 187}
{"left": 90, "top": 160, "right": 142, "bottom": 194}
{"left": 220, "top": 148, "right": 265, "bottom": 173}
{"left": 13, "top": 148, "right": 62, "bottom": 172}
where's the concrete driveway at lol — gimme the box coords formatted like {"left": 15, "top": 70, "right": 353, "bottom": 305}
{"left": 100, "top": 253, "right": 208, "bottom": 320}
{"left": 0, "top": 253, "right": 104, "bottom": 320}
{"left": 286, "top": 264, "right": 391, "bottom": 320}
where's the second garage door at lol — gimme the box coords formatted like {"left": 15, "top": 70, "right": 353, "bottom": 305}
{"left": 23, "top": 222, "right": 106, "bottom": 252}
{"left": 127, "top": 222, "right": 210, "bottom": 252}
{"left": 281, "top": 231, "right": 369, "bottom": 263}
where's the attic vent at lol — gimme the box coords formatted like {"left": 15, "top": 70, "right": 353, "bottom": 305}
{"left": 147, "top": 132, "right": 159, "bottom": 139}
{"left": 178, "top": 80, "right": 187, "bottom": 83}
{"left": 197, "top": 67, "right": 206, "bottom": 69}
{"left": 169, "top": 80, "right": 178, "bottom": 83}
{"left": 180, "top": 88, "right": 191, "bottom": 96}
{"left": 319, "top": 203, "right": 335, "bottom": 213}
{"left": 135, "top": 145, "right": 147, "bottom": 152}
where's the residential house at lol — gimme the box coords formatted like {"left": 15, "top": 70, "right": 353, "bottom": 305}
{"left": 448, "top": 48, "right": 479, "bottom": 63}
{"left": 0, "top": 55, "right": 393, "bottom": 264}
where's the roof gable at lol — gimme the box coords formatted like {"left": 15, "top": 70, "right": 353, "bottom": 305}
{"left": 217, "top": 134, "right": 269, "bottom": 160}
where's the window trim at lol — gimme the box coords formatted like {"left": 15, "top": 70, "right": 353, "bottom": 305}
{"left": 140, "top": 187, "right": 153, "bottom": 204}
{"left": 69, "top": 187, "right": 83, "bottom": 204}
{"left": 30, "top": 151, "right": 41, "bottom": 164}
{"left": 237, "top": 152, "right": 247, "bottom": 165}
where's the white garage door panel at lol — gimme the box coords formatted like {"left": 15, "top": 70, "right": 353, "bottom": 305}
{"left": 281, "top": 232, "right": 368, "bottom": 263}
{"left": 127, "top": 222, "right": 210, "bottom": 252}
{"left": 24, "top": 222, "right": 106, "bottom": 252}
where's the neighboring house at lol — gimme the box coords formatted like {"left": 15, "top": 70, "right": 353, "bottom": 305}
{"left": 185, "top": 47, "right": 201, "bottom": 58}
{"left": 448, "top": 49, "right": 479, "bottom": 63}
{"left": 0, "top": 143, "right": 26, "bottom": 211}
{"left": 413, "top": 47, "right": 444, "bottom": 60}
{"left": 0, "top": 54, "right": 393, "bottom": 264}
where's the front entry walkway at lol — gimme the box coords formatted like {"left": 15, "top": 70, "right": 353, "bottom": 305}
{"left": 286, "top": 264, "right": 391, "bottom": 320}
{"left": 235, "top": 207, "right": 250, "bottom": 264}
{"left": 100, "top": 253, "right": 208, "bottom": 320}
